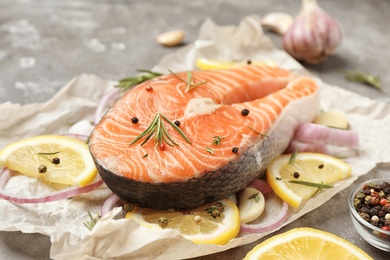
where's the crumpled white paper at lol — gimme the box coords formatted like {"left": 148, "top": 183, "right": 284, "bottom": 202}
{"left": 1, "top": 15, "right": 390, "bottom": 259}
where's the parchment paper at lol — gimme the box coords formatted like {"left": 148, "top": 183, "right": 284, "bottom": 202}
{"left": 1, "top": 15, "right": 389, "bottom": 259}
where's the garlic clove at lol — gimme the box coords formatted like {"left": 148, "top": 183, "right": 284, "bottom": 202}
{"left": 238, "top": 187, "right": 265, "bottom": 224}
{"left": 282, "top": 0, "right": 343, "bottom": 64}
{"left": 156, "top": 30, "right": 185, "bottom": 47}
{"left": 261, "top": 12, "right": 294, "bottom": 35}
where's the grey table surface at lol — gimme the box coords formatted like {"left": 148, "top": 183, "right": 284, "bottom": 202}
{"left": 1, "top": 0, "right": 390, "bottom": 259}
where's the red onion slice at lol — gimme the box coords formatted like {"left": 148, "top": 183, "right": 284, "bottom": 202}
{"left": 100, "top": 193, "right": 121, "bottom": 217}
{"left": 285, "top": 139, "right": 330, "bottom": 154}
{"left": 0, "top": 168, "right": 12, "bottom": 189}
{"left": 94, "top": 88, "right": 120, "bottom": 125}
{"left": 248, "top": 178, "right": 273, "bottom": 194}
{"left": 0, "top": 179, "right": 103, "bottom": 204}
{"left": 240, "top": 192, "right": 288, "bottom": 233}
{"left": 294, "top": 123, "right": 359, "bottom": 147}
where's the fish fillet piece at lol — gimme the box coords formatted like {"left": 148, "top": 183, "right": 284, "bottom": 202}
{"left": 89, "top": 65, "right": 319, "bottom": 209}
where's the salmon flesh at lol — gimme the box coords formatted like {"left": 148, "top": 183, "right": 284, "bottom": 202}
{"left": 89, "top": 65, "right": 319, "bottom": 210}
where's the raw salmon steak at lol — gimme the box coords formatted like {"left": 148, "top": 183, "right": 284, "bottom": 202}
{"left": 89, "top": 65, "right": 319, "bottom": 210}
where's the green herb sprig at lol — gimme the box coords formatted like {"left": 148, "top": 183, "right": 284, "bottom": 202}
{"left": 246, "top": 125, "right": 269, "bottom": 138}
{"left": 129, "top": 112, "right": 191, "bottom": 148}
{"left": 212, "top": 135, "right": 228, "bottom": 146}
{"left": 116, "top": 70, "right": 163, "bottom": 92}
{"left": 343, "top": 70, "right": 383, "bottom": 91}
{"left": 83, "top": 211, "right": 100, "bottom": 231}
{"left": 248, "top": 192, "right": 261, "bottom": 202}
{"left": 288, "top": 180, "right": 333, "bottom": 189}
{"left": 169, "top": 69, "right": 207, "bottom": 92}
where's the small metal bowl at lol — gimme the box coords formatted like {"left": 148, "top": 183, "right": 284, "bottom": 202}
{"left": 349, "top": 178, "right": 390, "bottom": 252}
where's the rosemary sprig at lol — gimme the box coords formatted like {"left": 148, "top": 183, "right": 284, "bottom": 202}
{"left": 169, "top": 69, "right": 207, "bottom": 92}
{"left": 288, "top": 180, "right": 333, "bottom": 189}
{"left": 37, "top": 151, "right": 61, "bottom": 155}
{"left": 129, "top": 112, "right": 191, "bottom": 148}
{"left": 343, "top": 70, "right": 383, "bottom": 91}
{"left": 211, "top": 135, "right": 228, "bottom": 146}
{"left": 116, "top": 69, "right": 163, "bottom": 92}
{"left": 83, "top": 210, "right": 100, "bottom": 231}
{"left": 246, "top": 125, "right": 269, "bottom": 138}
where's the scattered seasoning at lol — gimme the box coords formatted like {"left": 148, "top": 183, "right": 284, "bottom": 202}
{"left": 115, "top": 70, "right": 162, "bottom": 93}
{"left": 212, "top": 135, "right": 228, "bottom": 146}
{"left": 131, "top": 117, "right": 139, "bottom": 124}
{"left": 158, "top": 217, "right": 169, "bottom": 228}
{"left": 276, "top": 177, "right": 282, "bottom": 180}
{"left": 51, "top": 157, "right": 60, "bottom": 164}
{"left": 146, "top": 86, "right": 153, "bottom": 91}
{"left": 206, "top": 147, "right": 214, "bottom": 154}
{"left": 293, "top": 172, "right": 300, "bottom": 178}
{"left": 248, "top": 192, "right": 261, "bottom": 202}
{"left": 318, "top": 164, "right": 324, "bottom": 169}
{"left": 174, "top": 120, "right": 180, "bottom": 127}
{"left": 159, "top": 143, "right": 166, "bottom": 151}
{"left": 194, "top": 215, "right": 202, "bottom": 223}
{"left": 247, "top": 59, "right": 252, "bottom": 65}
{"left": 129, "top": 112, "right": 191, "bottom": 149}
{"left": 241, "top": 108, "right": 250, "bottom": 116}
{"left": 232, "top": 147, "right": 239, "bottom": 153}
{"left": 354, "top": 181, "right": 390, "bottom": 234}
{"left": 246, "top": 125, "right": 269, "bottom": 138}
{"left": 83, "top": 210, "right": 100, "bottom": 231}
{"left": 169, "top": 69, "right": 207, "bottom": 92}
{"left": 123, "top": 203, "right": 135, "bottom": 213}
{"left": 38, "top": 164, "right": 47, "bottom": 173}
{"left": 142, "top": 153, "right": 148, "bottom": 158}
{"left": 205, "top": 203, "right": 224, "bottom": 218}
{"left": 343, "top": 70, "right": 383, "bottom": 91}
{"left": 288, "top": 180, "right": 333, "bottom": 189}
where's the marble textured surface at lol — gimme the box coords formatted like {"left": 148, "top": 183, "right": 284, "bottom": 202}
{"left": 1, "top": 0, "right": 390, "bottom": 259}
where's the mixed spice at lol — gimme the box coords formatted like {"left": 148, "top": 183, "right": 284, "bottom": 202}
{"left": 353, "top": 181, "right": 390, "bottom": 235}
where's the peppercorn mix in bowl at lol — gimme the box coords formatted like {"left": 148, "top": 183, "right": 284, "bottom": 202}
{"left": 349, "top": 178, "right": 390, "bottom": 252}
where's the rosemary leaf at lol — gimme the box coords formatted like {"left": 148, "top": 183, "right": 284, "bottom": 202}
{"left": 116, "top": 70, "right": 162, "bottom": 92}
{"left": 288, "top": 180, "right": 333, "bottom": 189}
{"left": 289, "top": 150, "right": 299, "bottom": 165}
{"left": 343, "top": 70, "right": 383, "bottom": 91}
{"left": 161, "top": 114, "right": 192, "bottom": 144}
{"left": 83, "top": 210, "right": 100, "bottom": 231}
{"left": 37, "top": 151, "right": 61, "bottom": 155}
{"left": 246, "top": 125, "right": 269, "bottom": 138}
{"left": 206, "top": 147, "right": 214, "bottom": 154}
{"left": 212, "top": 135, "right": 228, "bottom": 146}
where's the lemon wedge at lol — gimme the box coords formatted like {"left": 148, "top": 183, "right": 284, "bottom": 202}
{"left": 244, "top": 227, "right": 373, "bottom": 260}
{"left": 195, "top": 58, "right": 275, "bottom": 70}
{"left": 125, "top": 199, "right": 240, "bottom": 245}
{"left": 266, "top": 153, "right": 351, "bottom": 208}
{"left": 0, "top": 135, "right": 97, "bottom": 187}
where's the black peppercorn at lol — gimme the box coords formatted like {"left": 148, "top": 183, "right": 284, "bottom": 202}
{"left": 241, "top": 109, "right": 250, "bottom": 116}
{"left": 52, "top": 157, "right": 60, "bottom": 164}
{"left": 232, "top": 147, "right": 239, "bottom": 153}
{"left": 293, "top": 172, "right": 300, "bottom": 178}
{"left": 38, "top": 164, "right": 47, "bottom": 173}
{"left": 131, "top": 117, "right": 139, "bottom": 124}
{"left": 174, "top": 120, "right": 180, "bottom": 127}
{"left": 246, "top": 59, "right": 252, "bottom": 65}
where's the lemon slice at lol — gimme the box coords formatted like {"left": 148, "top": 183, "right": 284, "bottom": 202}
{"left": 244, "top": 227, "right": 373, "bottom": 260}
{"left": 266, "top": 153, "right": 351, "bottom": 208}
{"left": 0, "top": 135, "right": 97, "bottom": 187}
{"left": 195, "top": 58, "right": 275, "bottom": 70}
{"left": 125, "top": 199, "right": 240, "bottom": 245}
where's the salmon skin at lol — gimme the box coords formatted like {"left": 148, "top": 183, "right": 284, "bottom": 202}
{"left": 89, "top": 65, "right": 319, "bottom": 210}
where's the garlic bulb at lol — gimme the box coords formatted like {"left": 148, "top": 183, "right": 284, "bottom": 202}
{"left": 283, "top": 0, "right": 343, "bottom": 64}
{"left": 261, "top": 12, "right": 294, "bottom": 35}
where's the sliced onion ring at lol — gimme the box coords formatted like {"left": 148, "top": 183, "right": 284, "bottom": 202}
{"left": 100, "top": 193, "right": 121, "bottom": 217}
{"left": 248, "top": 178, "right": 273, "bottom": 194}
{"left": 0, "top": 168, "right": 12, "bottom": 189}
{"left": 285, "top": 139, "right": 330, "bottom": 154}
{"left": 94, "top": 88, "right": 120, "bottom": 125}
{"left": 0, "top": 179, "right": 103, "bottom": 204}
{"left": 294, "top": 122, "right": 359, "bottom": 147}
{"left": 240, "top": 192, "right": 288, "bottom": 233}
